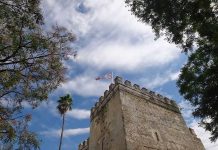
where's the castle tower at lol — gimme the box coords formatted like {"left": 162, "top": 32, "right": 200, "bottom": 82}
{"left": 79, "top": 76, "right": 205, "bottom": 150}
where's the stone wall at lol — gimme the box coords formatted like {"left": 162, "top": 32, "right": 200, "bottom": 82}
{"left": 118, "top": 81, "right": 204, "bottom": 150}
{"left": 89, "top": 82, "right": 126, "bottom": 150}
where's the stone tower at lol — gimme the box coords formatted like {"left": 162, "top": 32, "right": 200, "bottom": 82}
{"left": 78, "top": 76, "right": 205, "bottom": 150}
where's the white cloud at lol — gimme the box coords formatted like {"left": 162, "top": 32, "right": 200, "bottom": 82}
{"left": 170, "top": 71, "right": 180, "bottom": 80}
{"left": 77, "top": 40, "right": 179, "bottom": 72}
{"left": 41, "top": 0, "right": 91, "bottom": 35}
{"left": 42, "top": 0, "right": 180, "bottom": 72}
{"left": 179, "top": 100, "right": 195, "bottom": 120}
{"left": 74, "top": 0, "right": 180, "bottom": 72}
{"left": 37, "top": 100, "right": 90, "bottom": 120}
{"left": 41, "top": 127, "right": 90, "bottom": 137}
{"left": 140, "top": 71, "right": 180, "bottom": 89}
{"left": 66, "top": 109, "right": 90, "bottom": 120}
{"left": 59, "top": 73, "right": 110, "bottom": 97}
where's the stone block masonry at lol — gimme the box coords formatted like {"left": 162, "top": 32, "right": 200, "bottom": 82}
{"left": 78, "top": 76, "right": 205, "bottom": 150}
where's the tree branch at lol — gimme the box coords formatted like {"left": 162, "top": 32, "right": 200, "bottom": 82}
{"left": 0, "top": 52, "right": 61, "bottom": 66}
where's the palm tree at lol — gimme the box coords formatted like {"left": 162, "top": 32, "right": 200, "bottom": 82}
{"left": 57, "top": 94, "right": 73, "bottom": 150}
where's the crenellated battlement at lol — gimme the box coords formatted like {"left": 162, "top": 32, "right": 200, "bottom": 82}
{"left": 90, "top": 76, "right": 180, "bottom": 121}
{"left": 90, "top": 83, "right": 116, "bottom": 121}
{"left": 78, "top": 138, "right": 89, "bottom": 150}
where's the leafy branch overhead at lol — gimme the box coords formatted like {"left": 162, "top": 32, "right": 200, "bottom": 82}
{"left": 0, "top": 0, "right": 76, "bottom": 105}
{"left": 0, "top": 0, "right": 76, "bottom": 148}
{"left": 126, "top": 0, "right": 218, "bottom": 52}
{"left": 125, "top": 0, "right": 218, "bottom": 141}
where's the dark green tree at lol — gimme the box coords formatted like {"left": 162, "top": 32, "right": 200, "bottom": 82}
{"left": 57, "top": 94, "right": 73, "bottom": 150}
{"left": 0, "top": 0, "right": 76, "bottom": 148}
{"left": 125, "top": 0, "right": 218, "bottom": 141}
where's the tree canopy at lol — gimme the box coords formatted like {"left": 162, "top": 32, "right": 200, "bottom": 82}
{"left": 0, "top": 0, "right": 75, "bottom": 148}
{"left": 125, "top": 0, "right": 218, "bottom": 141}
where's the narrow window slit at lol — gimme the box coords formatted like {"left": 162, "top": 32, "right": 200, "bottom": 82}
{"left": 155, "top": 132, "right": 159, "bottom": 141}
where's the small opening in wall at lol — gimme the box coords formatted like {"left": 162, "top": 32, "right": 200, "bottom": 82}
{"left": 155, "top": 132, "right": 159, "bottom": 141}
{"left": 101, "top": 137, "right": 105, "bottom": 150}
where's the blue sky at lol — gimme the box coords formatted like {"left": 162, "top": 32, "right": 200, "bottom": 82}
{"left": 24, "top": 0, "right": 218, "bottom": 149}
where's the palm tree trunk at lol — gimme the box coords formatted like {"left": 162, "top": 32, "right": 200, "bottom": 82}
{"left": 58, "top": 114, "right": 65, "bottom": 150}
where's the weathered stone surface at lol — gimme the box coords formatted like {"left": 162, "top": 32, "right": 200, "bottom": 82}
{"left": 120, "top": 90, "right": 204, "bottom": 150}
{"left": 78, "top": 77, "right": 205, "bottom": 150}
{"left": 89, "top": 89, "right": 126, "bottom": 150}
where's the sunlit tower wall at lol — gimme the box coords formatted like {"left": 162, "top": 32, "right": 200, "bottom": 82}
{"left": 79, "top": 76, "right": 205, "bottom": 150}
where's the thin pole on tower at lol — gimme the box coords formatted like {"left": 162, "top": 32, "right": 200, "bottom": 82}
{"left": 111, "top": 72, "right": 114, "bottom": 84}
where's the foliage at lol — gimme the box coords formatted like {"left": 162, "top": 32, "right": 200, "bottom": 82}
{"left": 178, "top": 42, "right": 218, "bottom": 141}
{"left": 57, "top": 94, "right": 73, "bottom": 150}
{"left": 0, "top": 0, "right": 76, "bottom": 148}
{"left": 57, "top": 94, "right": 73, "bottom": 116}
{"left": 125, "top": 0, "right": 218, "bottom": 51}
{"left": 125, "top": 0, "right": 218, "bottom": 141}
{"left": 0, "top": 0, "right": 76, "bottom": 106}
{"left": 0, "top": 104, "right": 40, "bottom": 149}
